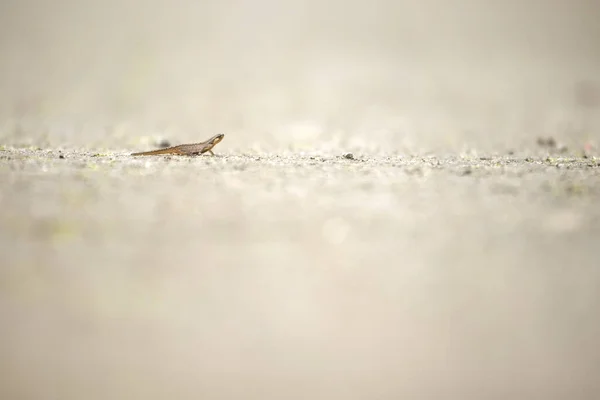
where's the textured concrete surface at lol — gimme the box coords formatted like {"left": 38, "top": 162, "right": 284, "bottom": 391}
{"left": 1, "top": 145, "right": 599, "bottom": 399}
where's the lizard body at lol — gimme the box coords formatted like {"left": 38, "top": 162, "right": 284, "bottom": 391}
{"left": 131, "top": 134, "right": 224, "bottom": 156}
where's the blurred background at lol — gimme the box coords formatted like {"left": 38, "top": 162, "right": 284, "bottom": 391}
{"left": 1, "top": 0, "right": 599, "bottom": 151}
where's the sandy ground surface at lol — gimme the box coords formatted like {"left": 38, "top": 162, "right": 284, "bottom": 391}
{"left": 1, "top": 143, "right": 599, "bottom": 399}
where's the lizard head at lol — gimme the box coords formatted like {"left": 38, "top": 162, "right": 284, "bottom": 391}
{"left": 210, "top": 134, "right": 224, "bottom": 145}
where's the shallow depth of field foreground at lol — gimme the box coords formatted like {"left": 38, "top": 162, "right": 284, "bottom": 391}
{"left": 1, "top": 1, "right": 600, "bottom": 399}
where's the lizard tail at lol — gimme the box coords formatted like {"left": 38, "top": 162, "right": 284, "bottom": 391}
{"left": 131, "top": 147, "right": 183, "bottom": 156}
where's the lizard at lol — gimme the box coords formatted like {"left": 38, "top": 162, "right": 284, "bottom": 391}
{"left": 131, "top": 134, "right": 225, "bottom": 156}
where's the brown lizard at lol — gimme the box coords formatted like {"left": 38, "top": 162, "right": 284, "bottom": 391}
{"left": 131, "top": 134, "right": 225, "bottom": 156}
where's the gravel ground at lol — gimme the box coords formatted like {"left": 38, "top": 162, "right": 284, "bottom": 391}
{"left": 1, "top": 144, "right": 600, "bottom": 399}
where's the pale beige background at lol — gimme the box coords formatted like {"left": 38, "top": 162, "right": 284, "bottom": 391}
{"left": 1, "top": 0, "right": 599, "bottom": 150}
